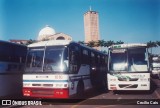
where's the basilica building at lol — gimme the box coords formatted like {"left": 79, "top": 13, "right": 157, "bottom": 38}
{"left": 37, "top": 25, "right": 72, "bottom": 41}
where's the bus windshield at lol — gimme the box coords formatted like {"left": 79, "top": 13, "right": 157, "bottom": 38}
{"left": 110, "top": 49, "right": 127, "bottom": 71}
{"left": 25, "top": 46, "right": 69, "bottom": 73}
{"left": 109, "top": 48, "right": 148, "bottom": 72}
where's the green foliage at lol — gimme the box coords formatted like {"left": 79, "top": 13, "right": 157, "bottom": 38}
{"left": 147, "top": 41, "right": 160, "bottom": 48}
{"left": 85, "top": 40, "right": 124, "bottom": 47}
{"left": 84, "top": 40, "right": 160, "bottom": 48}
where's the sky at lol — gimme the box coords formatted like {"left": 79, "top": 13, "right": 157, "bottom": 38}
{"left": 0, "top": 0, "right": 160, "bottom": 44}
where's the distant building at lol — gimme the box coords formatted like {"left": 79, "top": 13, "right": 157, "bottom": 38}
{"left": 84, "top": 8, "right": 100, "bottom": 50}
{"left": 48, "top": 33, "right": 72, "bottom": 41}
{"left": 37, "top": 25, "right": 72, "bottom": 41}
{"left": 9, "top": 39, "right": 29, "bottom": 44}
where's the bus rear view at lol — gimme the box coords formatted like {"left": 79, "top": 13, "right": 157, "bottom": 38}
{"left": 108, "top": 44, "right": 150, "bottom": 91}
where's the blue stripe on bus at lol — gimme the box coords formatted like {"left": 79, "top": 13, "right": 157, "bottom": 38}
{"left": 23, "top": 80, "right": 68, "bottom": 82}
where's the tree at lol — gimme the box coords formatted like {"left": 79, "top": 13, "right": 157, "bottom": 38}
{"left": 115, "top": 40, "right": 124, "bottom": 45}
{"left": 87, "top": 40, "right": 96, "bottom": 47}
{"left": 84, "top": 40, "right": 125, "bottom": 48}
{"left": 156, "top": 41, "right": 160, "bottom": 46}
{"left": 97, "top": 40, "right": 106, "bottom": 47}
{"left": 104, "top": 40, "right": 115, "bottom": 47}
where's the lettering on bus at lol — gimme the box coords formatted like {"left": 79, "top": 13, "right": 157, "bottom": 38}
{"left": 36, "top": 76, "right": 48, "bottom": 78}
{"left": 54, "top": 75, "right": 63, "bottom": 80}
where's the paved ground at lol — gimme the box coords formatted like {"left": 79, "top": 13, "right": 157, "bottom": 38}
{"left": 1, "top": 78, "right": 160, "bottom": 108}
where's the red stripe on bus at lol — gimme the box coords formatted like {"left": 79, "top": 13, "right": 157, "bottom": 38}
{"left": 23, "top": 87, "right": 69, "bottom": 99}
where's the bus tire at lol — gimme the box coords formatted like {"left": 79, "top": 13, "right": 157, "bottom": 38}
{"left": 77, "top": 81, "right": 84, "bottom": 98}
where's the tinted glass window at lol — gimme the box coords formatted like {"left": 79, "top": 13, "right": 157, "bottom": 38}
{"left": 44, "top": 47, "right": 68, "bottom": 72}
{"left": 25, "top": 46, "right": 68, "bottom": 73}
{"left": 110, "top": 50, "right": 127, "bottom": 71}
{"left": 25, "top": 48, "right": 44, "bottom": 72}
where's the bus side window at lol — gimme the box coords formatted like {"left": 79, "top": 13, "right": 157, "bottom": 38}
{"left": 82, "top": 49, "right": 89, "bottom": 64}
{"left": 71, "top": 51, "right": 77, "bottom": 64}
{"left": 69, "top": 45, "right": 79, "bottom": 74}
{"left": 91, "top": 52, "right": 96, "bottom": 65}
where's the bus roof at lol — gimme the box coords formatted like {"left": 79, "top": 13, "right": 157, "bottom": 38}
{"left": 28, "top": 40, "right": 106, "bottom": 55}
{"left": 28, "top": 40, "right": 72, "bottom": 47}
{"left": 109, "top": 43, "right": 147, "bottom": 49}
{"left": 0, "top": 40, "right": 26, "bottom": 47}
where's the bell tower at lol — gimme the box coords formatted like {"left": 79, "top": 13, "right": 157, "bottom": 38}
{"left": 84, "top": 7, "right": 100, "bottom": 50}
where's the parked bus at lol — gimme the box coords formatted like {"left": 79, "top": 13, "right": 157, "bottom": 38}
{"left": 23, "top": 40, "right": 107, "bottom": 99}
{"left": 151, "top": 55, "right": 160, "bottom": 79}
{"left": 107, "top": 44, "right": 150, "bottom": 91}
{"left": 0, "top": 40, "right": 27, "bottom": 98}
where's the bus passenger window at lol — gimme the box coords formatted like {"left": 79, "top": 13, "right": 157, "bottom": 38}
{"left": 71, "top": 51, "right": 76, "bottom": 64}
{"left": 19, "top": 57, "right": 22, "bottom": 63}
{"left": 69, "top": 45, "right": 80, "bottom": 74}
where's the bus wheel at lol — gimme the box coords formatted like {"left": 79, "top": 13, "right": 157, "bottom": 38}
{"left": 77, "top": 81, "right": 84, "bottom": 98}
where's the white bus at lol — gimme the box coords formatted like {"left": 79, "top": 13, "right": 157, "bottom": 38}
{"left": 0, "top": 40, "right": 27, "bottom": 98}
{"left": 151, "top": 56, "right": 160, "bottom": 79}
{"left": 23, "top": 40, "right": 107, "bottom": 99}
{"left": 107, "top": 44, "right": 150, "bottom": 91}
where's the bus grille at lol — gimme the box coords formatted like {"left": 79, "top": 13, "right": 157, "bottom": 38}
{"left": 118, "top": 78, "right": 138, "bottom": 81}
{"left": 119, "top": 84, "right": 138, "bottom": 88}
{"left": 32, "top": 90, "right": 54, "bottom": 95}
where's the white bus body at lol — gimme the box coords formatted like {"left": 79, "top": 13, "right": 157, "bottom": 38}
{"left": 107, "top": 44, "right": 150, "bottom": 91}
{"left": 23, "top": 40, "right": 107, "bottom": 98}
{"left": 151, "top": 56, "right": 160, "bottom": 79}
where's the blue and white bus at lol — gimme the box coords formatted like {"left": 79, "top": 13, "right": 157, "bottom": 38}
{"left": 0, "top": 40, "right": 27, "bottom": 98}
{"left": 107, "top": 44, "right": 150, "bottom": 91}
{"left": 23, "top": 40, "right": 107, "bottom": 98}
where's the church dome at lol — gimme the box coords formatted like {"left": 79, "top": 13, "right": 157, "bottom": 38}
{"left": 37, "top": 25, "right": 56, "bottom": 41}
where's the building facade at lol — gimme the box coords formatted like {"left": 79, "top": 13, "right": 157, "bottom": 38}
{"left": 48, "top": 33, "right": 72, "bottom": 41}
{"left": 9, "top": 39, "right": 29, "bottom": 44}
